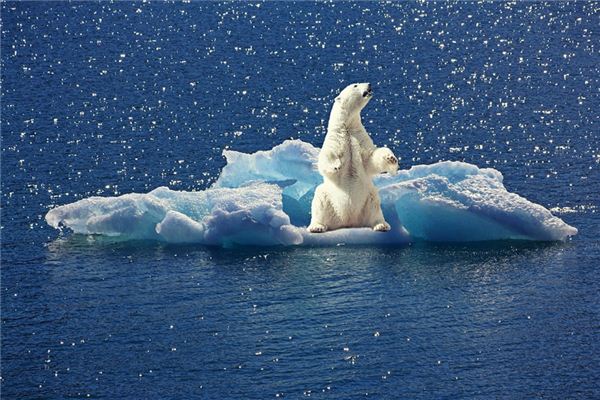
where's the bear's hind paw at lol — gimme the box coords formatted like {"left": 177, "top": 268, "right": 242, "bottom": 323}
{"left": 307, "top": 223, "right": 328, "bottom": 233}
{"left": 373, "top": 222, "right": 391, "bottom": 232}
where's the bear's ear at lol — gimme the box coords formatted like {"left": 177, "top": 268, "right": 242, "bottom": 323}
{"left": 335, "top": 97, "right": 341, "bottom": 102}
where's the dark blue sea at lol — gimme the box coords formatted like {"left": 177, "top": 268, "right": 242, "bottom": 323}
{"left": 2, "top": 2, "right": 599, "bottom": 398}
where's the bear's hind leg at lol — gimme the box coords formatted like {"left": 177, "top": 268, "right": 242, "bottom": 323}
{"left": 361, "top": 190, "right": 390, "bottom": 232}
{"left": 308, "top": 185, "right": 333, "bottom": 233}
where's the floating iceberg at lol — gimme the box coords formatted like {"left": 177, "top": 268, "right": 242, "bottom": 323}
{"left": 46, "top": 140, "right": 577, "bottom": 246}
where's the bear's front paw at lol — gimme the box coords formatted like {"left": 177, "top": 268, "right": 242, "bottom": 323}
{"left": 372, "top": 147, "right": 399, "bottom": 175}
{"left": 332, "top": 159, "right": 342, "bottom": 172}
{"left": 385, "top": 153, "right": 398, "bottom": 166}
{"left": 382, "top": 150, "right": 399, "bottom": 174}
{"left": 308, "top": 223, "right": 328, "bottom": 233}
{"left": 373, "top": 222, "right": 391, "bottom": 232}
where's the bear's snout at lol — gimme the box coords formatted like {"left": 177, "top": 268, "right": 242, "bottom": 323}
{"left": 362, "top": 83, "right": 373, "bottom": 98}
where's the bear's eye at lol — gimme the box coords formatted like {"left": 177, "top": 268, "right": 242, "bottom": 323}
{"left": 354, "top": 84, "right": 358, "bottom": 88}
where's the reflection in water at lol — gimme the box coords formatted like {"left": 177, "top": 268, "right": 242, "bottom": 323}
{"left": 5, "top": 233, "right": 585, "bottom": 398}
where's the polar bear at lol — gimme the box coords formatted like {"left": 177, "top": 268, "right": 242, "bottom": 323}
{"left": 308, "top": 83, "right": 399, "bottom": 233}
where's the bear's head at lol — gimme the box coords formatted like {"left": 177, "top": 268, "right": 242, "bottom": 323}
{"left": 334, "top": 82, "right": 373, "bottom": 116}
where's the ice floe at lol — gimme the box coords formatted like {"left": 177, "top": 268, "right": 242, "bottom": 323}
{"left": 46, "top": 140, "right": 577, "bottom": 246}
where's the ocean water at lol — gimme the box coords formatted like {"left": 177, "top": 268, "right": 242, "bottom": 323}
{"left": 1, "top": 2, "right": 599, "bottom": 398}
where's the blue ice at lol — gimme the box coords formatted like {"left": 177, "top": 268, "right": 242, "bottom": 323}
{"left": 45, "top": 140, "right": 577, "bottom": 246}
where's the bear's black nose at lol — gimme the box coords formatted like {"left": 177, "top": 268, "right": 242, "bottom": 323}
{"left": 367, "top": 83, "right": 371, "bottom": 91}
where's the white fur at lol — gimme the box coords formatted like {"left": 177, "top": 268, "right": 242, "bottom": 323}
{"left": 308, "top": 83, "right": 399, "bottom": 233}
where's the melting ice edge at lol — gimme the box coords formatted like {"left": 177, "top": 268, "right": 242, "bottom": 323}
{"left": 46, "top": 140, "right": 577, "bottom": 246}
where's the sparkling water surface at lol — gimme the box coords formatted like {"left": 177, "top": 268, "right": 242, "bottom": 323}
{"left": 2, "top": 2, "right": 599, "bottom": 398}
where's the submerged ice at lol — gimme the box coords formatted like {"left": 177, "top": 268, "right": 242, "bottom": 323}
{"left": 46, "top": 140, "right": 577, "bottom": 246}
